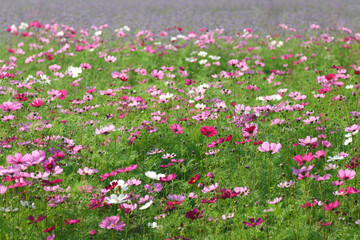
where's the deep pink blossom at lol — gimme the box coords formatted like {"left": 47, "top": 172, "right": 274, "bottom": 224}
{"left": 200, "top": 126, "right": 217, "bottom": 138}
{"left": 243, "top": 218, "right": 265, "bottom": 227}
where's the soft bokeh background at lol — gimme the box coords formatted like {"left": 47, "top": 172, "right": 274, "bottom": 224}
{"left": 2, "top": 0, "right": 360, "bottom": 32}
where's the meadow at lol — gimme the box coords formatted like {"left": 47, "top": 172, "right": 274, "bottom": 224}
{"left": 0, "top": 19, "right": 360, "bottom": 240}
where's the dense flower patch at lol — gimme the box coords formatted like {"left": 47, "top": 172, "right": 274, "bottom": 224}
{"left": 1, "top": 21, "right": 360, "bottom": 239}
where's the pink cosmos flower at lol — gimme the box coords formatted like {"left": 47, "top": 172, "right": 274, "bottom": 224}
{"left": 57, "top": 90, "right": 67, "bottom": 100}
{"left": 332, "top": 181, "right": 344, "bottom": 186}
{"left": 268, "top": 197, "right": 282, "bottom": 204}
{"left": 95, "top": 124, "right": 115, "bottom": 135}
{"left": 293, "top": 153, "right": 314, "bottom": 166}
{"left": 258, "top": 142, "right": 282, "bottom": 154}
{"left": 80, "top": 63, "right": 91, "bottom": 69}
{"left": 46, "top": 234, "right": 55, "bottom": 240}
{"left": 188, "top": 192, "right": 198, "bottom": 199}
{"left": 0, "top": 101, "right": 22, "bottom": 112}
{"left": 7, "top": 153, "right": 33, "bottom": 165}
{"left": 100, "top": 89, "right": 116, "bottom": 96}
{"left": 151, "top": 69, "right": 164, "bottom": 80}
{"left": 170, "top": 124, "right": 183, "bottom": 134}
{"left": 159, "top": 173, "right": 177, "bottom": 182}
{"left": 104, "top": 56, "right": 116, "bottom": 62}
{"left": 99, "top": 216, "right": 125, "bottom": 231}
{"left": 49, "top": 64, "right": 61, "bottom": 71}
{"left": 30, "top": 99, "right": 44, "bottom": 107}
{"left": 63, "top": 219, "right": 81, "bottom": 225}
{"left": 298, "top": 136, "right": 318, "bottom": 147}
{"left": 315, "top": 174, "right": 331, "bottom": 181}
{"left": 324, "top": 200, "right": 340, "bottom": 211}
{"left": 42, "top": 158, "right": 56, "bottom": 173}
{"left": 200, "top": 126, "right": 217, "bottom": 138}
{"left": 77, "top": 167, "right": 99, "bottom": 175}
{"left": 0, "top": 185, "right": 7, "bottom": 194}
{"left": 202, "top": 183, "right": 219, "bottom": 193}
{"left": 337, "top": 169, "right": 356, "bottom": 180}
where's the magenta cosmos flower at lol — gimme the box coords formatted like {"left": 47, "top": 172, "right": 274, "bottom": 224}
{"left": 0, "top": 101, "right": 22, "bottom": 112}
{"left": 30, "top": 99, "right": 44, "bottom": 107}
{"left": 243, "top": 218, "right": 265, "bottom": 227}
{"left": 185, "top": 208, "right": 204, "bottom": 220}
{"left": 99, "top": 216, "right": 125, "bottom": 231}
{"left": 337, "top": 169, "right": 356, "bottom": 180}
{"left": 200, "top": 126, "right": 217, "bottom": 138}
{"left": 170, "top": 124, "right": 183, "bottom": 134}
{"left": 258, "top": 142, "right": 282, "bottom": 154}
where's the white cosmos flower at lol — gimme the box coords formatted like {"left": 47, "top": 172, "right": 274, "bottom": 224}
{"left": 67, "top": 66, "right": 82, "bottom": 78}
{"left": 208, "top": 55, "right": 221, "bottom": 60}
{"left": 198, "top": 51, "right": 208, "bottom": 57}
{"left": 159, "top": 93, "right": 173, "bottom": 100}
{"left": 110, "top": 180, "right": 128, "bottom": 191}
{"left": 345, "top": 85, "right": 354, "bottom": 89}
{"left": 145, "top": 171, "right": 166, "bottom": 180}
{"left": 105, "top": 194, "right": 128, "bottom": 204}
{"left": 20, "top": 200, "right": 36, "bottom": 209}
{"left": 185, "top": 57, "right": 196, "bottom": 62}
{"left": 198, "top": 84, "right": 210, "bottom": 89}
{"left": 170, "top": 37, "right": 177, "bottom": 41}
{"left": 344, "top": 137, "right": 353, "bottom": 145}
{"left": 345, "top": 133, "right": 353, "bottom": 138}
{"left": 139, "top": 200, "right": 154, "bottom": 210}
{"left": 123, "top": 25, "right": 130, "bottom": 32}
{"left": 199, "top": 59, "right": 208, "bottom": 65}
{"left": 94, "top": 30, "right": 102, "bottom": 36}
{"left": 327, "top": 155, "right": 345, "bottom": 162}
{"left": 272, "top": 94, "right": 282, "bottom": 100}
{"left": 19, "top": 22, "right": 29, "bottom": 30}
{"left": 195, "top": 103, "right": 206, "bottom": 110}
{"left": 0, "top": 207, "right": 18, "bottom": 212}
{"left": 148, "top": 222, "right": 158, "bottom": 228}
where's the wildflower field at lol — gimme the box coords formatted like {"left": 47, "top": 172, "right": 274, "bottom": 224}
{"left": 1, "top": 2, "right": 360, "bottom": 239}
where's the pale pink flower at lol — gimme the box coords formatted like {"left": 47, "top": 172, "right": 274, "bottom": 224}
{"left": 151, "top": 69, "right": 164, "bottom": 80}
{"left": 104, "top": 56, "right": 117, "bottom": 62}
{"left": 258, "top": 142, "right": 282, "bottom": 154}
{"left": 267, "top": 197, "right": 282, "bottom": 204}
{"left": 337, "top": 169, "right": 356, "bottom": 180}
{"left": 0, "top": 185, "right": 7, "bottom": 194}
{"left": 0, "top": 101, "right": 22, "bottom": 112}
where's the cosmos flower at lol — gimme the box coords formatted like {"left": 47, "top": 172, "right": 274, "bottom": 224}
{"left": 99, "top": 216, "right": 125, "bottom": 231}
{"left": 0, "top": 101, "right": 22, "bottom": 112}
{"left": 258, "top": 142, "right": 282, "bottom": 154}
{"left": 243, "top": 218, "right": 265, "bottom": 227}
{"left": 105, "top": 194, "right": 128, "bottom": 204}
{"left": 337, "top": 169, "right": 356, "bottom": 180}
{"left": 200, "top": 126, "right": 217, "bottom": 137}
{"left": 185, "top": 208, "right": 204, "bottom": 220}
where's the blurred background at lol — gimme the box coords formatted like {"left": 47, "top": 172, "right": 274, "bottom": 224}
{"left": 1, "top": 0, "right": 359, "bottom": 33}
